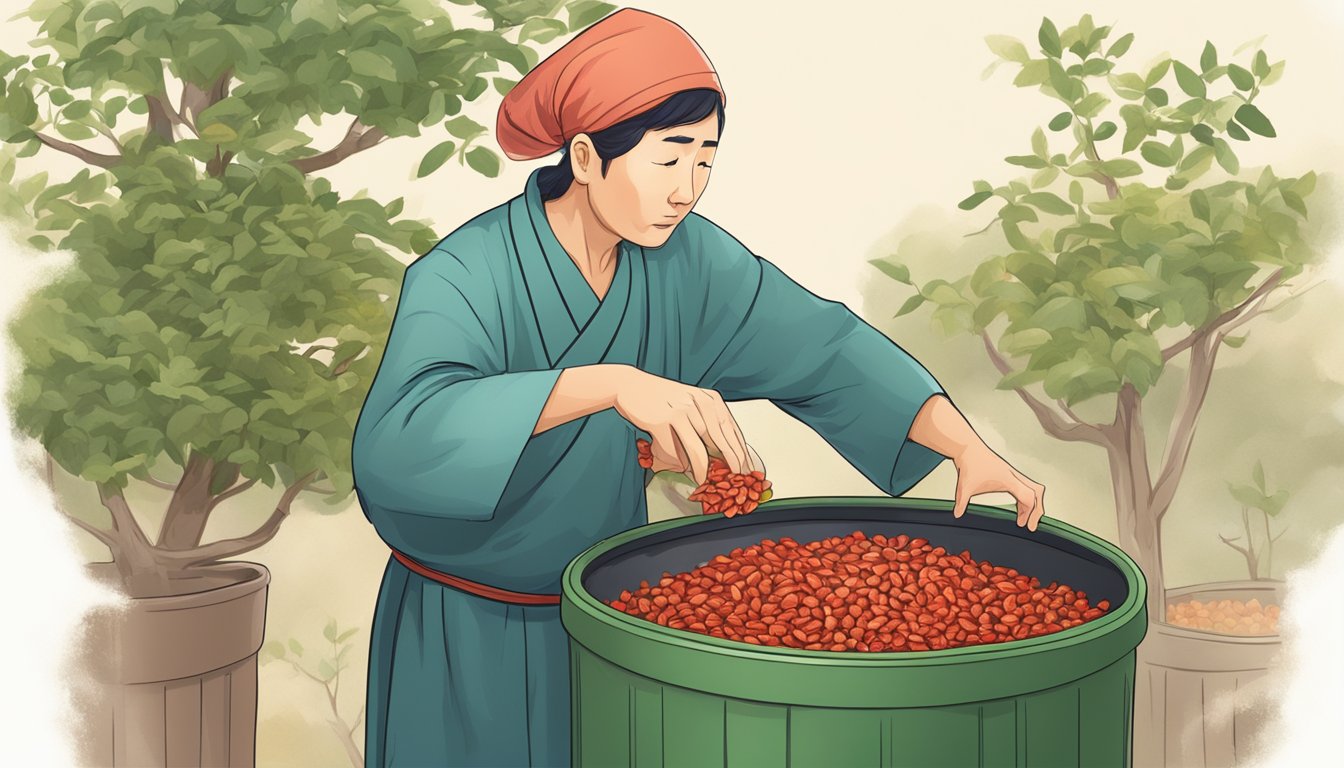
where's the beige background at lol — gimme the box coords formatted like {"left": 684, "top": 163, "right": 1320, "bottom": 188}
{"left": 2, "top": 1, "right": 1342, "bottom": 765}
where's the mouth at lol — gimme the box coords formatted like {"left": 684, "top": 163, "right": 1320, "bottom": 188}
{"left": 652, "top": 220, "right": 678, "bottom": 230}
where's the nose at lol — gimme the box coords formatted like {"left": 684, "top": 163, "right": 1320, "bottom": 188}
{"left": 669, "top": 165, "right": 695, "bottom": 207}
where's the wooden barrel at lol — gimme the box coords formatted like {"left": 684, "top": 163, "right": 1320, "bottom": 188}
{"left": 70, "top": 561, "right": 270, "bottom": 767}
{"left": 1133, "top": 580, "right": 1285, "bottom": 768}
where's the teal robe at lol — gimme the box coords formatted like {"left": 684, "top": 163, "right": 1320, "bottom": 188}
{"left": 352, "top": 167, "right": 947, "bottom": 766}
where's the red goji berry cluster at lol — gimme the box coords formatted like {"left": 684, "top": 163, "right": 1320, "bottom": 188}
{"left": 636, "top": 438, "right": 773, "bottom": 517}
{"left": 605, "top": 530, "right": 1111, "bottom": 652}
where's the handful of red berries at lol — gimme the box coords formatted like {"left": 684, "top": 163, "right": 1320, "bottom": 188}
{"left": 636, "top": 438, "right": 773, "bottom": 518}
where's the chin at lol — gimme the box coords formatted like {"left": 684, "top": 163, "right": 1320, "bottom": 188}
{"left": 633, "top": 224, "right": 678, "bottom": 248}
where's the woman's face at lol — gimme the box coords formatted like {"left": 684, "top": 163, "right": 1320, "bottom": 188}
{"left": 578, "top": 111, "right": 719, "bottom": 248}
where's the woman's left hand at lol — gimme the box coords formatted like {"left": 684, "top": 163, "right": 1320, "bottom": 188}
{"left": 951, "top": 444, "right": 1046, "bottom": 532}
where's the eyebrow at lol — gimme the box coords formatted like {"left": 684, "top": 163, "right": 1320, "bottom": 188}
{"left": 662, "top": 136, "right": 718, "bottom": 147}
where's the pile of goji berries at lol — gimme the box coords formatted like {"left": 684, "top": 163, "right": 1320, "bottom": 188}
{"left": 636, "top": 438, "right": 772, "bottom": 517}
{"left": 605, "top": 530, "right": 1111, "bottom": 651}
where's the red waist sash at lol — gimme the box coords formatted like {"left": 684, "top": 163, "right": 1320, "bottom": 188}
{"left": 390, "top": 548, "right": 562, "bottom": 606}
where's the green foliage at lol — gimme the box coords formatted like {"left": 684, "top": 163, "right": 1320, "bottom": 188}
{"left": 0, "top": 1, "right": 614, "bottom": 531}
{"left": 879, "top": 17, "right": 1325, "bottom": 407}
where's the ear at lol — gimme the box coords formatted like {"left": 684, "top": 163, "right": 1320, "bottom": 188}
{"left": 569, "top": 133, "right": 597, "bottom": 186}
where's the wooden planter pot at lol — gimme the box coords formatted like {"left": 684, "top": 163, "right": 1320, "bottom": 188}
{"left": 1132, "top": 580, "right": 1285, "bottom": 768}
{"left": 70, "top": 562, "right": 270, "bottom": 767}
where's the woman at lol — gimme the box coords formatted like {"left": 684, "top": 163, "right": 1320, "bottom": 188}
{"left": 352, "top": 9, "right": 1047, "bottom": 767}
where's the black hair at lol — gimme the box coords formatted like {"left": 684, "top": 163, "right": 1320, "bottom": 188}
{"left": 537, "top": 88, "right": 725, "bottom": 201}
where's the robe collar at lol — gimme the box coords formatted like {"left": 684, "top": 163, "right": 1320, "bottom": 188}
{"left": 509, "top": 168, "right": 644, "bottom": 369}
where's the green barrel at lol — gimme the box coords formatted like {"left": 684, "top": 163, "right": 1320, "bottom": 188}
{"left": 561, "top": 497, "right": 1148, "bottom": 768}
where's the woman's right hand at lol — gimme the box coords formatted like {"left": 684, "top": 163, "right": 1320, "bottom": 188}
{"left": 611, "top": 365, "right": 751, "bottom": 486}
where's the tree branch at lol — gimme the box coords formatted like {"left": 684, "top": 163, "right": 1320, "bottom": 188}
{"left": 1162, "top": 268, "right": 1286, "bottom": 362}
{"left": 64, "top": 512, "right": 119, "bottom": 550}
{"left": 156, "top": 470, "right": 318, "bottom": 567}
{"left": 291, "top": 118, "right": 388, "bottom": 174}
{"left": 32, "top": 132, "right": 120, "bottom": 168}
{"left": 143, "top": 473, "right": 180, "bottom": 491}
{"left": 207, "top": 477, "right": 260, "bottom": 512}
{"left": 1150, "top": 333, "right": 1220, "bottom": 519}
{"left": 979, "top": 332, "right": 1111, "bottom": 446}
{"left": 1218, "top": 532, "right": 1251, "bottom": 558}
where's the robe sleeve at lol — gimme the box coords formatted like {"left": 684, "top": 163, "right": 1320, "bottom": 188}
{"left": 352, "top": 249, "right": 562, "bottom": 522}
{"left": 680, "top": 217, "right": 948, "bottom": 497}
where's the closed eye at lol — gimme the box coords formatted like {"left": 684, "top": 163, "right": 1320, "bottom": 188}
{"left": 657, "top": 159, "right": 713, "bottom": 168}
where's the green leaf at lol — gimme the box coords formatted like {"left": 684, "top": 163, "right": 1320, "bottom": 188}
{"left": 1031, "top": 166, "right": 1060, "bottom": 188}
{"left": 566, "top": 0, "right": 614, "bottom": 30}
{"left": 1252, "top": 460, "right": 1266, "bottom": 492}
{"left": 1282, "top": 189, "right": 1308, "bottom": 219}
{"left": 1006, "top": 155, "right": 1048, "bottom": 169}
{"left": 1213, "top": 138, "right": 1239, "bottom": 174}
{"left": 1145, "top": 87, "right": 1168, "bottom": 107}
{"left": 319, "top": 660, "right": 337, "bottom": 681}
{"left": 493, "top": 77, "right": 518, "bottom": 97}
{"left": 1030, "top": 295, "right": 1086, "bottom": 331}
{"left": 1145, "top": 59, "right": 1171, "bottom": 87}
{"left": 1031, "top": 126, "right": 1048, "bottom": 157}
{"left": 1021, "top": 192, "right": 1074, "bottom": 215}
{"left": 1190, "top": 123, "right": 1215, "bottom": 146}
{"left": 444, "top": 115, "right": 487, "bottom": 140}
{"left": 261, "top": 641, "right": 286, "bottom": 661}
{"left": 1265, "top": 489, "right": 1289, "bottom": 517}
{"left": 1226, "top": 120, "right": 1249, "bottom": 142}
{"left": 1069, "top": 180, "right": 1085, "bottom": 204}
{"left": 1099, "top": 158, "right": 1143, "bottom": 178}
{"left": 466, "top": 146, "right": 501, "bottom": 178}
{"left": 1227, "top": 64, "right": 1255, "bottom": 91}
{"left": 336, "top": 628, "right": 359, "bottom": 643}
{"left": 1013, "top": 60, "right": 1050, "bottom": 87}
{"left": 986, "top": 35, "right": 1029, "bottom": 63}
{"left": 1235, "top": 104, "right": 1275, "bottom": 137}
{"left": 958, "top": 190, "right": 994, "bottom": 210}
{"left": 1075, "top": 93, "right": 1109, "bottom": 119}
{"left": 894, "top": 293, "right": 926, "bottom": 318}
{"left": 1140, "top": 141, "right": 1175, "bottom": 167}
{"left": 1173, "top": 61, "right": 1207, "bottom": 97}
{"left": 1190, "top": 189, "right": 1210, "bottom": 221}
{"left": 416, "top": 140, "right": 456, "bottom": 178}
{"left": 1200, "top": 41, "right": 1218, "bottom": 73}
{"left": 1038, "top": 18, "right": 1062, "bottom": 57}
{"left": 519, "top": 18, "right": 568, "bottom": 45}
{"left": 1222, "top": 334, "right": 1247, "bottom": 348}
{"left": 1106, "top": 32, "right": 1135, "bottom": 59}
{"left": 1253, "top": 50, "right": 1270, "bottom": 78}
{"left": 324, "top": 619, "right": 338, "bottom": 643}
{"left": 1048, "top": 112, "right": 1072, "bottom": 131}
{"left": 1093, "top": 121, "right": 1117, "bottom": 140}
{"left": 869, "top": 259, "right": 912, "bottom": 284}
{"left": 1229, "top": 482, "right": 1265, "bottom": 510}
{"left": 288, "top": 639, "right": 304, "bottom": 656}
{"left": 1263, "top": 60, "right": 1285, "bottom": 86}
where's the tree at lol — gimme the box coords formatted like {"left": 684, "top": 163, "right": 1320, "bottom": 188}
{"left": 1219, "top": 460, "right": 1290, "bottom": 581}
{"left": 869, "top": 15, "right": 1330, "bottom": 619}
{"left": 0, "top": 0, "right": 615, "bottom": 597}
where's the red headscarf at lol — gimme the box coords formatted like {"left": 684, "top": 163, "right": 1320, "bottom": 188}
{"left": 495, "top": 8, "right": 726, "bottom": 161}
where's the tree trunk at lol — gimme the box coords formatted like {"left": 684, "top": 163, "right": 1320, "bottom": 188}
{"left": 157, "top": 449, "right": 219, "bottom": 550}
{"left": 1107, "top": 383, "right": 1165, "bottom": 620}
